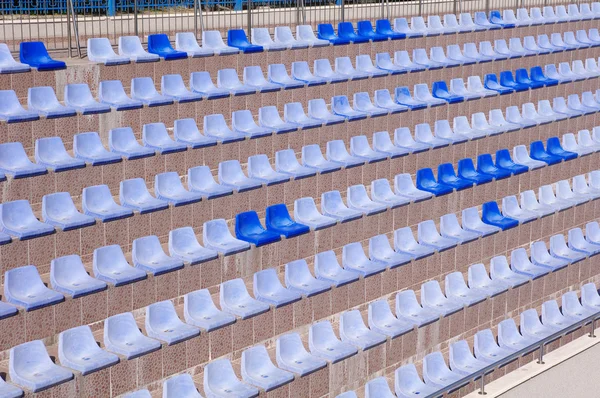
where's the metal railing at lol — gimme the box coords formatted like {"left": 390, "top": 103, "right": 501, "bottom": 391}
{"left": 0, "top": 0, "right": 574, "bottom": 55}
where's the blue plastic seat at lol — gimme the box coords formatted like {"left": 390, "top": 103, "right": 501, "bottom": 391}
{"left": 338, "top": 21, "right": 370, "bottom": 43}
{"left": 98, "top": 80, "right": 143, "bottom": 111}
{"left": 175, "top": 32, "right": 213, "bottom": 57}
{"left": 147, "top": 33, "right": 187, "bottom": 60}
{"left": 104, "top": 312, "right": 161, "bottom": 359}
{"left": 0, "top": 90, "right": 38, "bottom": 123}
{"left": 395, "top": 364, "right": 438, "bottom": 398}
{"left": 4, "top": 263, "right": 61, "bottom": 310}
{"left": 190, "top": 71, "right": 230, "bottom": 99}
{"left": 19, "top": 41, "right": 66, "bottom": 70}
{"left": 490, "top": 9, "right": 515, "bottom": 28}
{"left": 173, "top": 118, "right": 217, "bottom": 149}
{"left": 342, "top": 241, "right": 388, "bottom": 277}
{"left": 357, "top": 20, "right": 389, "bottom": 41}
{"left": 50, "top": 254, "right": 106, "bottom": 298}
{"left": 276, "top": 332, "right": 327, "bottom": 377}
{"left": 314, "top": 250, "right": 360, "bottom": 287}
{"left": 169, "top": 226, "right": 218, "bottom": 265}
{"left": 0, "top": 199, "right": 54, "bottom": 240}
{"left": 516, "top": 68, "right": 544, "bottom": 89}
{"left": 484, "top": 73, "right": 513, "bottom": 95}
{"left": 188, "top": 165, "right": 233, "bottom": 200}
{"left": 307, "top": 98, "right": 345, "bottom": 125}
{"left": 131, "top": 77, "right": 173, "bottom": 107}
{"left": 340, "top": 309, "right": 387, "bottom": 350}
{"left": 530, "top": 65, "right": 559, "bottom": 87}
{"left": 242, "top": 345, "right": 294, "bottom": 392}
{"left": 432, "top": 81, "right": 464, "bottom": 104}
{"left": 232, "top": 110, "right": 272, "bottom": 138}
{"left": 482, "top": 201, "right": 518, "bottom": 230}
{"left": 477, "top": 153, "right": 512, "bottom": 179}
{"left": 500, "top": 70, "right": 529, "bottom": 92}
{"left": 368, "top": 299, "right": 412, "bottom": 338}
{"left": 235, "top": 210, "right": 281, "bottom": 247}
{"left": 284, "top": 259, "right": 331, "bottom": 297}
{"left": 217, "top": 68, "right": 255, "bottom": 96}
{"left": 265, "top": 203, "right": 309, "bottom": 238}
{"left": 437, "top": 163, "right": 473, "bottom": 191}
{"left": 0, "top": 142, "right": 45, "bottom": 178}
{"left": 93, "top": 244, "right": 147, "bottom": 286}
{"left": 108, "top": 127, "right": 154, "bottom": 160}
{"left": 309, "top": 321, "right": 358, "bottom": 363}
{"left": 142, "top": 122, "right": 187, "bottom": 154}
{"left": 259, "top": 106, "right": 297, "bottom": 134}
{"left": 82, "top": 184, "right": 133, "bottom": 221}
{"left": 10, "top": 340, "right": 72, "bottom": 392}
{"left": 161, "top": 74, "right": 203, "bottom": 103}
{"left": 42, "top": 192, "right": 95, "bottom": 231}
{"left": 254, "top": 268, "right": 301, "bottom": 307}
{"left": 546, "top": 137, "right": 578, "bottom": 160}
{"left": 416, "top": 168, "right": 453, "bottom": 196}
{"left": 27, "top": 86, "right": 76, "bottom": 118}
{"left": 220, "top": 278, "right": 270, "bottom": 319}
{"left": 132, "top": 235, "right": 184, "bottom": 275}
{"left": 457, "top": 158, "right": 493, "bottom": 185}
{"left": 155, "top": 171, "right": 202, "bottom": 206}
{"left": 118, "top": 36, "right": 159, "bottom": 62}
{"left": 267, "top": 64, "right": 305, "bottom": 89}
{"left": 529, "top": 140, "right": 562, "bottom": 165}
{"left": 218, "top": 159, "right": 263, "bottom": 192}
{"left": 184, "top": 289, "right": 236, "bottom": 331}
{"left": 317, "top": 23, "right": 350, "bottom": 45}
{"left": 58, "top": 325, "right": 119, "bottom": 376}
{"left": 163, "top": 374, "right": 203, "bottom": 398}
{"left": 293, "top": 197, "right": 337, "bottom": 231}
{"left": 202, "top": 30, "right": 239, "bottom": 55}
{"left": 375, "top": 19, "right": 406, "bottom": 40}
{"left": 228, "top": 29, "right": 263, "bottom": 53}
{"left": 243, "top": 66, "right": 281, "bottom": 93}
{"left": 145, "top": 300, "right": 199, "bottom": 345}
{"left": 119, "top": 178, "right": 169, "bottom": 214}
{"left": 204, "top": 218, "right": 251, "bottom": 255}
{"left": 64, "top": 83, "right": 111, "bottom": 115}
{"left": 204, "top": 358, "right": 259, "bottom": 398}
{"left": 495, "top": 149, "right": 528, "bottom": 175}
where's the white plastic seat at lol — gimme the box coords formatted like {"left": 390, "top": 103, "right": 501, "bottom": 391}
{"left": 373, "top": 89, "right": 409, "bottom": 114}
{"left": 498, "top": 318, "right": 536, "bottom": 351}
{"left": 285, "top": 102, "right": 322, "bottom": 129}
{"left": 34, "top": 137, "right": 85, "bottom": 172}
{"left": 356, "top": 54, "right": 388, "bottom": 77}
{"left": 511, "top": 248, "right": 551, "bottom": 278}
{"left": 169, "top": 226, "right": 218, "bottom": 265}
{"left": 445, "top": 271, "right": 487, "bottom": 306}
{"left": 58, "top": 325, "right": 119, "bottom": 376}
{"left": 393, "top": 17, "right": 422, "bottom": 36}
{"left": 326, "top": 140, "right": 365, "bottom": 168}
{"left": 64, "top": 83, "right": 111, "bottom": 115}
{"left": 42, "top": 191, "right": 95, "bottom": 231}
{"left": 268, "top": 63, "right": 305, "bottom": 89}
{"left": 173, "top": 117, "right": 216, "bottom": 149}
{"left": 368, "top": 299, "right": 413, "bottom": 338}
{"left": 573, "top": 174, "right": 600, "bottom": 199}
{"left": 250, "top": 28, "right": 287, "bottom": 51}
{"left": 0, "top": 90, "right": 38, "bottom": 123}
{"left": 203, "top": 114, "right": 245, "bottom": 143}
{"left": 395, "top": 364, "right": 438, "bottom": 398}
{"left": 314, "top": 250, "right": 360, "bottom": 287}
{"left": 82, "top": 184, "right": 134, "bottom": 222}
{"left": 253, "top": 268, "right": 301, "bottom": 308}
{"left": 522, "top": 102, "right": 554, "bottom": 126}
{"left": 220, "top": 278, "right": 270, "bottom": 319}
{"left": 322, "top": 190, "right": 363, "bottom": 222}
{"left": 568, "top": 227, "right": 600, "bottom": 255}
{"left": 145, "top": 300, "right": 199, "bottom": 345}
{"left": 539, "top": 184, "right": 575, "bottom": 211}
{"left": 396, "top": 290, "right": 439, "bottom": 327}
{"left": 161, "top": 75, "right": 203, "bottom": 103}
{"left": 284, "top": 259, "right": 331, "bottom": 297}
{"left": 204, "top": 358, "right": 258, "bottom": 398}
{"left": 375, "top": 52, "right": 408, "bottom": 75}
{"left": 309, "top": 321, "right": 358, "bottom": 363}
{"left": 418, "top": 220, "right": 458, "bottom": 252}
{"left": 468, "top": 262, "right": 509, "bottom": 297}
{"left": 259, "top": 106, "right": 297, "bottom": 134}
{"left": 203, "top": 218, "right": 251, "bottom": 255}
{"left": 232, "top": 109, "right": 272, "bottom": 138}
{"left": 104, "top": 312, "right": 161, "bottom": 359}
{"left": 549, "top": 234, "right": 587, "bottom": 263}
{"left": 467, "top": 76, "right": 498, "bottom": 97}
{"left": 275, "top": 149, "right": 316, "bottom": 180}
{"left": 291, "top": 61, "right": 326, "bottom": 86}
{"left": 581, "top": 282, "right": 600, "bottom": 312}
{"left": 155, "top": 171, "right": 202, "bottom": 206}
{"left": 294, "top": 197, "right": 337, "bottom": 231}
{"left": 243, "top": 66, "right": 281, "bottom": 93}
{"left": 521, "top": 308, "right": 558, "bottom": 340}
{"left": 302, "top": 144, "right": 341, "bottom": 174}
{"left": 556, "top": 180, "right": 591, "bottom": 205}
{"left": 28, "top": 86, "right": 76, "bottom": 118}
{"left": 247, "top": 154, "right": 289, "bottom": 186}
{"left": 201, "top": 30, "right": 239, "bottom": 55}
{"left": 143, "top": 122, "right": 187, "bottom": 154}
{"left": 276, "top": 332, "right": 327, "bottom": 377}
{"left": 490, "top": 255, "right": 530, "bottom": 288}
{"left": 190, "top": 71, "right": 230, "bottom": 100}
{"left": 5, "top": 265, "right": 63, "bottom": 310}
{"left": 502, "top": 195, "right": 538, "bottom": 223}
{"left": 175, "top": 32, "right": 213, "bottom": 57}
{"left": 274, "top": 26, "right": 309, "bottom": 49}
{"left": 370, "top": 178, "right": 410, "bottom": 209}
{"left": 435, "top": 119, "right": 468, "bottom": 143}
{"left": 93, "top": 244, "right": 147, "bottom": 286}
{"left": 297, "top": 25, "right": 329, "bottom": 47}
{"left": 562, "top": 291, "right": 596, "bottom": 321}
{"left": 163, "top": 374, "right": 203, "bottom": 398}
{"left": 450, "top": 79, "right": 483, "bottom": 102}
{"left": 365, "top": 377, "right": 395, "bottom": 398}
{"left": 0, "top": 43, "right": 30, "bottom": 73}
{"left": 308, "top": 98, "right": 346, "bottom": 125}
{"left": 74, "top": 131, "right": 123, "bottom": 166}
{"left": 335, "top": 56, "right": 370, "bottom": 80}
{"left": 393, "top": 50, "right": 426, "bottom": 72}
{"left": 461, "top": 207, "right": 500, "bottom": 236}
{"left": 423, "top": 352, "right": 463, "bottom": 389}
{"left": 340, "top": 309, "right": 386, "bottom": 350}
{"left": 421, "top": 280, "right": 464, "bottom": 316}
{"left": 218, "top": 159, "right": 262, "bottom": 193}
{"left": 217, "top": 68, "right": 255, "bottom": 96}
{"left": 415, "top": 123, "right": 450, "bottom": 148}
{"left": 108, "top": 127, "right": 155, "bottom": 160}
{"left": 394, "top": 173, "right": 433, "bottom": 203}
{"left": 353, "top": 92, "right": 388, "bottom": 117}
{"left": 513, "top": 145, "right": 547, "bottom": 170}
{"left": 332, "top": 95, "right": 368, "bottom": 121}
{"left": 132, "top": 235, "right": 184, "bottom": 275}
{"left": 449, "top": 340, "right": 487, "bottom": 376}
{"left": 184, "top": 289, "right": 236, "bottom": 332}
{"left": 542, "top": 299, "right": 578, "bottom": 329}
{"left": 50, "top": 254, "right": 106, "bottom": 298}
{"left": 474, "top": 329, "right": 513, "bottom": 363}
{"left": 347, "top": 184, "right": 386, "bottom": 215}
{"left": 118, "top": 36, "right": 159, "bottom": 62}
{"left": 87, "top": 38, "right": 131, "bottom": 65}
{"left": 373, "top": 130, "right": 410, "bottom": 158}
{"left": 342, "top": 241, "right": 387, "bottom": 277}
{"left": 351, "top": 135, "right": 389, "bottom": 163}
{"left": 98, "top": 80, "right": 143, "bottom": 111}
{"left": 440, "top": 213, "right": 480, "bottom": 243}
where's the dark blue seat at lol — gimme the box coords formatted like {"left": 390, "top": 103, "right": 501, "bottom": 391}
{"left": 499, "top": 71, "right": 529, "bottom": 92}
{"left": 147, "top": 34, "right": 188, "bottom": 60}
{"left": 375, "top": 19, "right": 406, "bottom": 40}
{"left": 235, "top": 211, "right": 281, "bottom": 247}
{"left": 432, "top": 81, "right": 464, "bottom": 103}
{"left": 338, "top": 22, "right": 370, "bottom": 44}
{"left": 482, "top": 201, "right": 518, "bottom": 230}
{"left": 317, "top": 24, "right": 350, "bottom": 45}
{"left": 477, "top": 154, "right": 511, "bottom": 180}
{"left": 19, "top": 42, "right": 66, "bottom": 71}
{"left": 416, "top": 168, "right": 453, "bottom": 196}
{"left": 357, "top": 21, "right": 389, "bottom": 42}
{"left": 458, "top": 158, "right": 493, "bottom": 185}
{"left": 546, "top": 137, "right": 578, "bottom": 161}
{"left": 530, "top": 66, "right": 559, "bottom": 87}
{"left": 228, "top": 29, "right": 263, "bottom": 53}
{"left": 437, "top": 163, "right": 473, "bottom": 191}
{"left": 489, "top": 10, "right": 515, "bottom": 28}
{"left": 265, "top": 204, "right": 310, "bottom": 238}
{"left": 515, "top": 68, "right": 544, "bottom": 89}
{"left": 484, "top": 73, "right": 513, "bottom": 95}
{"left": 495, "top": 149, "right": 528, "bottom": 175}
{"left": 530, "top": 141, "right": 563, "bottom": 165}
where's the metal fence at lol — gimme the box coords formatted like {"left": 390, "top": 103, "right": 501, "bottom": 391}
{"left": 0, "top": 0, "right": 573, "bottom": 55}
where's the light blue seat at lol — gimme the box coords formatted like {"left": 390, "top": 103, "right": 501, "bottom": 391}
{"left": 0, "top": 199, "right": 54, "bottom": 239}
{"left": 430, "top": 47, "right": 458, "bottom": 67}
{"left": 259, "top": 106, "right": 297, "bottom": 134}
{"left": 314, "top": 250, "right": 360, "bottom": 287}
{"left": 27, "top": 86, "right": 76, "bottom": 118}
{"left": 581, "top": 283, "right": 600, "bottom": 312}
{"left": 462, "top": 207, "right": 501, "bottom": 237}
{"left": 395, "top": 364, "right": 438, "bottom": 398}
{"left": 203, "top": 114, "right": 246, "bottom": 143}
{"left": 142, "top": 122, "right": 187, "bottom": 154}
{"left": 146, "top": 300, "right": 200, "bottom": 345}
{"left": 87, "top": 37, "right": 130, "bottom": 65}
{"left": 498, "top": 318, "right": 537, "bottom": 351}
{"left": 373, "top": 89, "right": 408, "bottom": 114}
{"left": 393, "top": 17, "right": 423, "bottom": 37}
{"left": 164, "top": 374, "right": 203, "bottom": 398}
{"left": 539, "top": 184, "right": 573, "bottom": 211}
{"left": 284, "top": 102, "right": 322, "bottom": 129}
{"left": 440, "top": 213, "right": 480, "bottom": 244}
{"left": 294, "top": 197, "right": 337, "bottom": 230}
{"left": 248, "top": 154, "right": 289, "bottom": 186}
{"left": 284, "top": 259, "right": 331, "bottom": 297}
{"left": 376, "top": 52, "right": 407, "bottom": 75}
{"left": 174, "top": 118, "right": 217, "bottom": 149}
{"left": 351, "top": 136, "right": 388, "bottom": 163}
{"left": 50, "top": 255, "right": 106, "bottom": 298}
{"left": 413, "top": 48, "right": 443, "bottom": 70}
{"left": 232, "top": 110, "right": 272, "bottom": 138}
{"left": 340, "top": 309, "right": 386, "bottom": 350}
{"left": 104, "top": 312, "right": 161, "bottom": 359}
{"left": 342, "top": 241, "right": 387, "bottom": 277}
{"left": 308, "top": 98, "right": 346, "bottom": 125}
{"left": 302, "top": 144, "right": 341, "bottom": 174}
{"left": 568, "top": 227, "right": 600, "bottom": 255}
{"left": 369, "top": 233, "right": 412, "bottom": 268}
{"left": 217, "top": 68, "right": 256, "bottom": 96}
{"left": 203, "top": 219, "right": 250, "bottom": 255}
{"left": 453, "top": 115, "right": 488, "bottom": 140}
{"left": 243, "top": 66, "right": 281, "bottom": 93}
{"left": 445, "top": 272, "right": 486, "bottom": 306}
{"left": 522, "top": 102, "right": 553, "bottom": 125}
{"left": 58, "top": 325, "right": 119, "bottom": 375}
{"left": 190, "top": 71, "right": 230, "bottom": 99}
{"left": 268, "top": 64, "right": 305, "bottom": 89}
{"left": 434, "top": 120, "right": 468, "bottom": 143}
{"left": 98, "top": 80, "right": 143, "bottom": 111}
{"left": 348, "top": 184, "right": 388, "bottom": 215}
{"left": 510, "top": 248, "right": 551, "bottom": 278}
{"left": 251, "top": 28, "right": 287, "bottom": 51}
{"left": 204, "top": 358, "right": 259, "bottom": 398}
{"left": 394, "top": 226, "right": 436, "bottom": 260}
{"left": 474, "top": 329, "right": 513, "bottom": 363}
{"left": 254, "top": 268, "right": 301, "bottom": 307}
{"left": 356, "top": 54, "right": 388, "bottom": 77}
{"left": 521, "top": 308, "right": 558, "bottom": 340}
{"left": 64, "top": 83, "right": 111, "bottom": 115}
{"left": 202, "top": 30, "right": 239, "bottom": 55}
{"left": 9, "top": 340, "right": 73, "bottom": 392}
{"left": 501, "top": 196, "right": 538, "bottom": 224}
{"left": 378, "top": 129, "right": 421, "bottom": 156}
{"left": 549, "top": 234, "right": 587, "bottom": 263}
{"left": 335, "top": 56, "right": 370, "bottom": 80}
{"left": 395, "top": 290, "right": 439, "bottom": 327}
{"left": 368, "top": 299, "right": 412, "bottom": 338}
{"left": 275, "top": 149, "right": 316, "bottom": 180}
{"left": 132, "top": 235, "right": 184, "bottom": 275}
{"left": 108, "top": 127, "right": 155, "bottom": 160}
{"left": 124, "top": 390, "right": 151, "bottom": 398}
{"left": 421, "top": 280, "right": 464, "bottom": 316}
{"left": 93, "top": 244, "right": 147, "bottom": 286}
{"left": 5, "top": 265, "right": 63, "bottom": 310}
{"left": 542, "top": 299, "right": 578, "bottom": 330}
{"left": 118, "top": 35, "right": 159, "bottom": 62}
{"left": 423, "top": 352, "right": 465, "bottom": 391}
{"left": 314, "top": 58, "right": 349, "bottom": 83}
{"left": 175, "top": 32, "right": 214, "bottom": 57}
{"left": 353, "top": 92, "right": 388, "bottom": 117}
{"left": 0, "top": 301, "right": 17, "bottom": 319}
{"left": 394, "top": 86, "right": 428, "bottom": 110}
{"left": 161, "top": 74, "right": 203, "bottom": 103}
{"left": 449, "top": 340, "right": 487, "bottom": 376}
{"left": 309, "top": 320, "right": 358, "bottom": 363}
{"left": 0, "top": 90, "right": 39, "bottom": 123}
{"left": 297, "top": 25, "right": 330, "bottom": 47}
{"left": 155, "top": 171, "right": 202, "bottom": 206}
{"left": 393, "top": 173, "right": 432, "bottom": 203}
{"left": 34, "top": 137, "right": 84, "bottom": 172}
{"left": 184, "top": 289, "right": 236, "bottom": 331}
{"left": 0, "top": 43, "right": 30, "bottom": 73}
{"left": 393, "top": 50, "right": 426, "bottom": 72}
{"left": 327, "top": 140, "right": 364, "bottom": 168}
{"left": 218, "top": 159, "right": 262, "bottom": 193}
{"left": 468, "top": 262, "right": 509, "bottom": 297}
{"left": 82, "top": 184, "right": 133, "bottom": 221}
{"left": 447, "top": 45, "right": 476, "bottom": 66}
{"left": 292, "top": 61, "right": 327, "bottom": 86}
{"left": 119, "top": 178, "right": 168, "bottom": 214}
{"left": 513, "top": 146, "right": 547, "bottom": 170}
{"left": 332, "top": 95, "right": 367, "bottom": 121}
{"left": 322, "top": 190, "right": 363, "bottom": 222}
{"left": 418, "top": 220, "right": 458, "bottom": 252}
{"left": 187, "top": 165, "right": 233, "bottom": 200}
{"left": 562, "top": 291, "right": 596, "bottom": 321}
{"left": 0, "top": 142, "right": 46, "bottom": 178}
{"left": 276, "top": 332, "right": 327, "bottom": 377}
{"left": 242, "top": 345, "right": 294, "bottom": 391}
{"left": 131, "top": 77, "right": 173, "bottom": 107}
{"left": 466, "top": 76, "right": 498, "bottom": 98}
{"left": 475, "top": 11, "right": 500, "bottom": 30}
{"left": 169, "top": 226, "right": 218, "bottom": 265}
{"left": 490, "top": 255, "right": 529, "bottom": 288}
{"left": 220, "top": 278, "right": 270, "bottom": 319}
{"left": 74, "top": 131, "right": 123, "bottom": 165}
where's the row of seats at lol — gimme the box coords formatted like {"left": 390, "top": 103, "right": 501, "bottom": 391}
{"left": 339, "top": 283, "right": 600, "bottom": 398}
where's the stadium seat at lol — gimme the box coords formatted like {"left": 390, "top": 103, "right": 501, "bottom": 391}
{"left": 474, "top": 11, "right": 499, "bottom": 30}
{"left": 440, "top": 213, "right": 480, "bottom": 244}
{"left": 314, "top": 250, "right": 360, "bottom": 287}
{"left": 188, "top": 165, "right": 233, "bottom": 199}
{"left": 309, "top": 321, "right": 358, "bottom": 363}
{"left": 453, "top": 115, "right": 487, "bottom": 140}
{"left": 314, "top": 58, "right": 348, "bottom": 83}
{"left": 145, "top": 300, "right": 199, "bottom": 344}
{"left": 392, "top": 17, "right": 421, "bottom": 37}
{"left": 232, "top": 110, "right": 272, "bottom": 138}
{"left": 368, "top": 299, "right": 412, "bottom": 338}
{"left": 418, "top": 219, "right": 459, "bottom": 251}
{"left": 501, "top": 196, "right": 537, "bottom": 223}
{"left": 147, "top": 33, "right": 187, "bottom": 60}
{"left": 445, "top": 272, "right": 486, "bottom": 306}
{"left": 161, "top": 74, "right": 203, "bottom": 103}
{"left": 155, "top": 171, "right": 202, "bottom": 206}
{"left": 250, "top": 28, "right": 286, "bottom": 51}
{"left": 489, "top": 255, "right": 529, "bottom": 287}
{"left": 274, "top": 26, "right": 309, "bottom": 49}
{"left": 569, "top": 227, "right": 600, "bottom": 255}
{"left": 5, "top": 265, "right": 63, "bottom": 310}
{"left": 393, "top": 173, "right": 432, "bottom": 202}
{"left": 394, "top": 86, "right": 427, "bottom": 110}
{"left": 98, "top": 80, "right": 144, "bottom": 110}
{"left": 220, "top": 278, "right": 270, "bottom": 319}
{"left": 353, "top": 92, "right": 388, "bottom": 117}
{"left": 573, "top": 173, "right": 600, "bottom": 199}
{"left": 356, "top": 54, "right": 388, "bottom": 77}
{"left": 474, "top": 329, "right": 513, "bottom": 363}
{"left": 394, "top": 226, "right": 435, "bottom": 259}
{"left": 510, "top": 248, "right": 550, "bottom": 278}
{"left": 337, "top": 21, "right": 369, "bottom": 43}
{"left": 19, "top": 41, "right": 66, "bottom": 70}
{"left": 428, "top": 15, "right": 452, "bottom": 35}
{"left": 58, "top": 325, "right": 119, "bottom": 376}
{"left": 118, "top": 36, "right": 159, "bottom": 62}
{"left": 93, "top": 244, "right": 147, "bottom": 286}
{"left": 132, "top": 235, "right": 184, "bottom": 275}
{"left": 539, "top": 184, "right": 573, "bottom": 211}
{"left": 265, "top": 203, "right": 309, "bottom": 238}
{"left": 375, "top": 53, "right": 407, "bottom": 75}
{"left": 218, "top": 68, "right": 255, "bottom": 95}
{"left": 184, "top": 289, "right": 236, "bottom": 331}
{"left": 498, "top": 318, "right": 536, "bottom": 351}
{"left": 317, "top": 23, "right": 349, "bottom": 45}
{"left": 0, "top": 43, "right": 29, "bottom": 74}
{"left": 549, "top": 234, "right": 586, "bottom": 263}
{"left": 50, "top": 255, "right": 106, "bottom": 298}
{"left": 284, "top": 259, "right": 331, "bottom": 297}
{"left": 243, "top": 66, "right": 281, "bottom": 92}
{"left": 327, "top": 140, "right": 364, "bottom": 168}
{"left": 342, "top": 241, "right": 387, "bottom": 276}
{"left": 347, "top": 184, "right": 387, "bottom": 215}
{"left": 10, "top": 340, "right": 72, "bottom": 392}
{"left": 477, "top": 153, "right": 512, "bottom": 179}
{"left": 175, "top": 32, "right": 213, "bottom": 57}
{"left": 27, "top": 86, "right": 76, "bottom": 118}
{"left": 0, "top": 90, "right": 38, "bottom": 123}
{"left": 482, "top": 201, "right": 519, "bottom": 230}
{"left": 332, "top": 95, "right": 367, "bottom": 120}
{"left": 203, "top": 218, "right": 251, "bottom": 255}
{"left": 563, "top": 291, "right": 596, "bottom": 320}
{"left": 447, "top": 45, "right": 475, "bottom": 66}
{"left": 308, "top": 98, "right": 346, "bottom": 125}
{"left": 218, "top": 159, "right": 263, "bottom": 192}
{"left": 142, "top": 122, "right": 187, "bottom": 154}
{"left": 228, "top": 29, "right": 263, "bottom": 53}
{"left": 104, "top": 312, "right": 161, "bottom": 359}
{"left": 466, "top": 76, "right": 498, "bottom": 97}
{"left": 449, "top": 340, "right": 487, "bottom": 376}
{"left": 375, "top": 19, "right": 405, "bottom": 39}
{"left": 202, "top": 30, "right": 239, "bottom": 54}
{"left": 268, "top": 63, "right": 305, "bottom": 89}
{"left": 108, "top": 127, "right": 155, "bottom": 160}
{"left": 462, "top": 207, "right": 501, "bottom": 236}
{"left": 394, "top": 50, "right": 426, "bottom": 72}
{"left": 0, "top": 200, "right": 54, "bottom": 239}
{"left": 204, "top": 358, "right": 259, "bottom": 398}
{"left": 276, "top": 333, "right": 327, "bottom": 377}
{"left": 395, "top": 290, "right": 439, "bottom": 327}
{"left": 293, "top": 197, "right": 337, "bottom": 230}
{"left": 64, "top": 83, "right": 111, "bottom": 114}
{"left": 457, "top": 158, "right": 493, "bottom": 185}
{"left": 42, "top": 192, "right": 95, "bottom": 231}
{"left": 169, "top": 226, "right": 218, "bottom": 265}
{"left": 555, "top": 179, "right": 588, "bottom": 205}
{"left": 82, "top": 184, "right": 133, "bottom": 221}
{"left": 0, "top": 142, "right": 45, "bottom": 178}
{"left": 468, "top": 262, "right": 509, "bottom": 296}
{"left": 203, "top": 113, "right": 246, "bottom": 143}
{"left": 416, "top": 168, "right": 453, "bottom": 196}
{"left": 131, "top": 77, "right": 173, "bottom": 106}
{"left": 430, "top": 47, "right": 457, "bottom": 67}
{"left": 190, "top": 71, "right": 230, "bottom": 99}
{"left": 423, "top": 352, "right": 463, "bottom": 389}
{"left": 302, "top": 144, "right": 341, "bottom": 173}
{"left": 351, "top": 136, "right": 389, "bottom": 163}
{"left": 340, "top": 310, "right": 386, "bottom": 350}
{"left": 291, "top": 61, "right": 326, "bottom": 86}
{"left": 321, "top": 190, "right": 363, "bottom": 222}
{"left": 421, "top": 280, "right": 464, "bottom": 316}
{"left": 513, "top": 145, "right": 547, "bottom": 170}
{"left": 242, "top": 345, "right": 294, "bottom": 391}
{"left": 259, "top": 106, "right": 297, "bottom": 134}
{"left": 521, "top": 309, "right": 557, "bottom": 340}
{"left": 357, "top": 20, "right": 388, "bottom": 41}
{"left": 542, "top": 299, "right": 577, "bottom": 330}
{"left": 119, "top": 178, "right": 169, "bottom": 214}
{"left": 173, "top": 118, "right": 217, "bottom": 148}
{"left": 395, "top": 364, "right": 438, "bottom": 398}
{"left": 296, "top": 25, "right": 330, "bottom": 46}
{"left": 413, "top": 48, "right": 442, "bottom": 70}
{"left": 163, "top": 374, "right": 203, "bottom": 398}
{"left": 235, "top": 210, "right": 281, "bottom": 246}
{"left": 254, "top": 268, "right": 301, "bottom": 307}
{"left": 522, "top": 103, "right": 552, "bottom": 125}
{"left": 484, "top": 73, "right": 513, "bottom": 95}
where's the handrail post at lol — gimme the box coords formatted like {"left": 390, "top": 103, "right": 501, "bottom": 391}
{"left": 67, "top": 0, "right": 72, "bottom": 58}
{"left": 537, "top": 343, "right": 545, "bottom": 365}
{"left": 590, "top": 318, "right": 596, "bottom": 338}
{"left": 194, "top": 0, "right": 198, "bottom": 39}
{"left": 341, "top": 0, "right": 345, "bottom": 23}
{"left": 134, "top": 0, "right": 139, "bottom": 37}
{"left": 247, "top": 0, "right": 252, "bottom": 41}
{"left": 478, "top": 373, "right": 486, "bottom": 395}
